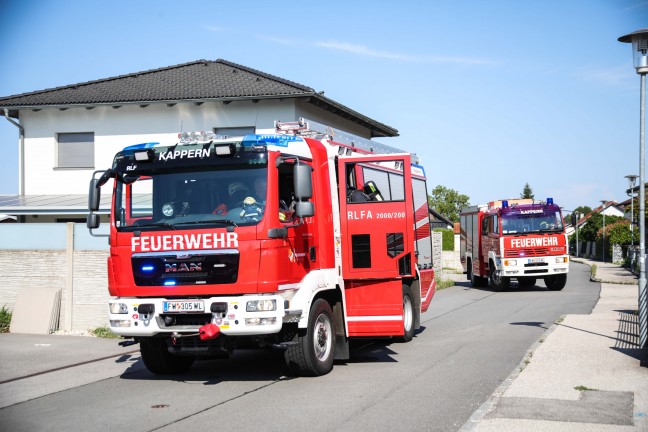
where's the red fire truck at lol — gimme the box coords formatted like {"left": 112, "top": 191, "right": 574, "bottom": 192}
{"left": 87, "top": 118, "right": 436, "bottom": 376}
{"left": 460, "top": 198, "right": 569, "bottom": 291}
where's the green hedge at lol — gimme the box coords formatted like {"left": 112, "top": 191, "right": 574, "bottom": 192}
{"left": 434, "top": 228, "right": 455, "bottom": 251}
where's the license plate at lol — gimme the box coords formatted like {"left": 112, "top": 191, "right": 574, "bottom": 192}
{"left": 163, "top": 300, "right": 205, "bottom": 313}
{"left": 528, "top": 258, "right": 545, "bottom": 264}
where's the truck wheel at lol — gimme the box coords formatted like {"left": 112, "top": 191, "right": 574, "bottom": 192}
{"left": 396, "top": 285, "right": 415, "bottom": 342}
{"left": 139, "top": 337, "right": 195, "bottom": 375}
{"left": 469, "top": 266, "right": 483, "bottom": 287}
{"left": 468, "top": 263, "right": 475, "bottom": 285}
{"left": 518, "top": 278, "right": 536, "bottom": 288}
{"left": 285, "top": 298, "right": 335, "bottom": 376}
{"left": 544, "top": 274, "right": 567, "bottom": 291}
{"left": 489, "top": 262, "right": 510, "bottom": 292}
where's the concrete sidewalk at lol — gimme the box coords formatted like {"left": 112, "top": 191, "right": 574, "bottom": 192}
{"left": 461, "top": 258, "right": 648, "bottom": 431}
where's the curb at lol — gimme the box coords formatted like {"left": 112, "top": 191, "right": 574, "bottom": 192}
{"left": 571, "top": 257, "right": 638, "bottom": 285}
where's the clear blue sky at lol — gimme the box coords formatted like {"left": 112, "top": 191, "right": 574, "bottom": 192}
{"left": 0, "top": 0, "right": 646, "bottom": 213}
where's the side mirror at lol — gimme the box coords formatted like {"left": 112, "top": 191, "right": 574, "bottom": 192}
{"left": 293, "top": 163, "right": 312, "bottom": 200}
{"left": 87, "top": 212, "right": 100, "bottom": 229}
{"left": 295, "top": 201, "right": 314, "bottom": 218}
{"left": 88, "top": 178, "right": 101, "bottom": 212}
{"left": 88, "top": 169, "right": 113, "bottom": 212}
{"left": 293, "top": 162, "right": 315, "bottom": 219}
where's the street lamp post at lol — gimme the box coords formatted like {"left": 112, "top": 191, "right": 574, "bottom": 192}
{"left": 626, "top": 174, "right": 638, "bottom": 246}
{"left": 575, "top": 212, "right": 582, "bottom": 257}
{"left": 619, "top": 28, "right": 648, "bottom": 349}
{"left": 600, "top": 200, "right": 607, "bottom": 262}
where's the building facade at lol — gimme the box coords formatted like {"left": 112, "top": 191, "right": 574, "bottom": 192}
{"left": 0, "top": 59, "right": 398, "bottom": 222}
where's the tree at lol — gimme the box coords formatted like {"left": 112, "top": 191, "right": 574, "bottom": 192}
{"left": 577, "top": 212, "right": 625, "bottom": 242}
{"left": 520, "top": 182, "right": 534, "bottom": 199}
{"left": 602, "top": 220, "right": 631, "bottom": 246}
{"left": 628, "top": 189, "right": 648, "bottom": 223}
{"left": 573, "top": 205, "right": 592, "bottom": 216}
{"left": 428, "top": 185, "right": 470, "bottom": 222}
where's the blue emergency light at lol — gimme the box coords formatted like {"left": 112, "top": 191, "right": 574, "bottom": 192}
{"left": 502, "top": 200, "right": 509, "bottom": 208}
{"left": 122, "top": 142, "right": 159, "bottom": 151}
{"left": 243, "top": 134, "right": 303, "bottom": 147}
{"left": 547, "top": 198, "right": 553, "bottom": 205}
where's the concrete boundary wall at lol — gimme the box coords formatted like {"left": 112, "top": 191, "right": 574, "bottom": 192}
{"left": 0, "top": 223, "right": 109, "bottom": 332}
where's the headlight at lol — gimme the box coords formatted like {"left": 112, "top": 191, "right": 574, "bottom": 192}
{"left": 503, "top": 259, "right": 517, "bottom": 266}
{"left": 556, "top": 257, "right": 569, "bottom": 263}
{"left": 110, "top": 303, "right": 128, "bottom": 314}
{"left": 246, "top": 299, "right": 277, "bottom": 312}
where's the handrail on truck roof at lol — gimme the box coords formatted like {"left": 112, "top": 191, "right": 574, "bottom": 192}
{"left": 275, "top": 117, "right": 420, "bottom": 164}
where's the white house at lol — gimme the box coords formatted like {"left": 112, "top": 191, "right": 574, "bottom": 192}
{"left": 573, "top": 200, "right": 625, "bottom": 234}
{"left": 0, "top": 59, "right": 398, "bottom": 222}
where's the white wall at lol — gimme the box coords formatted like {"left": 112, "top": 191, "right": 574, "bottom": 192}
{"left": 601, "top": 206, "right": 624, "bottom": 218}
{"left": 20, "top": 99, "right": 297, "bottom": 195}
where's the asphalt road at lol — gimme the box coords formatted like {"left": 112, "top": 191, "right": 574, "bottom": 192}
{"left": 0, "top": 262, "right": 599, "bottom": 432}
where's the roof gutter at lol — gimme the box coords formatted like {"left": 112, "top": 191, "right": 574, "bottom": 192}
{"left": 3, "top": 108, "right": 24, "bottom": 196}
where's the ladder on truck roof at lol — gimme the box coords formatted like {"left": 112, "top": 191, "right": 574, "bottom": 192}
{"left": 275, "top": 117, "right": 420, "bottom": 164}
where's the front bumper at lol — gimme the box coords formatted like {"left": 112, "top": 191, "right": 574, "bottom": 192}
{"left": 108, "top": 294, "right": 301, "bottom": 337}
{"left": 500, "top": 255, "right": 569, "bottom": 278}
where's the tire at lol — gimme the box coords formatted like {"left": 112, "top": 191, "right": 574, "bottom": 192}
{"left": 489, "top": 261, "right": 510, "bottom": 292}
{"left": 469, "top": 263, "right": 486, "bottom": 287}
{"left": 139, "top": 337, "right": 195, "bottom": 375}
{"left": 466, "top": 261, "right": 484, "bottom": 288}
{"left": 467, "top": 262, "right": 475, "bottom": 286}
{"left": 396, "top": 285, "right": 415, "bottom": 342}
{"left": 285, "top": 298, "right": 335, "bottom": 376}
{"left": 545, "top": 274, "right": 567, "bottom": 291}
{"left": 518, "top": 278, "right": 536, "bottom": 288}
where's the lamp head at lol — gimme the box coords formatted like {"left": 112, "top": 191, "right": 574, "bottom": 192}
{"left": 619, "top": 29, "right": 648, "bottom": 74}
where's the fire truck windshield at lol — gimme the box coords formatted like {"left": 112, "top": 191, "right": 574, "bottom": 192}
{"left": 114, "top": 166, "right": 268, "bottom": 231}
{"left": 501, "top": 206, "right": 564, "bottom": 235}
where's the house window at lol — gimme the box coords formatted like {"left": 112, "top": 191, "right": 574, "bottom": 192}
{"left": 57, "top": 132, "right": 94, "bottom": 168}
{"left": 213, "top": 127, "right": 255, "bottom": 138}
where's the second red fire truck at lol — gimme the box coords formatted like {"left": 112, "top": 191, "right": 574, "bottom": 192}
{"left": 87, "top": 118, "right": 436, "bottom": 376}
{"left": 460, "top": 198, "right": 569, "bottom": 291}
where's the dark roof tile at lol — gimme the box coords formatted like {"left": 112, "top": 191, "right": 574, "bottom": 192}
{"left": 0, "top": 59, "right": 396, "bottom": 136}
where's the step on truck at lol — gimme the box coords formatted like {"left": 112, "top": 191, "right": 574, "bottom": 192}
{"left": 87, "top": 118, "right": 436, "bottom": 376}
{"left": 460, "top": 198, "right": 569, "bottom": 291}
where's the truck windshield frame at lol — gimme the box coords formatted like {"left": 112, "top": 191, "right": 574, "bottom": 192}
{"left": 111, "top": 142, "right": 269, "bottom": 231}
{"left": 500, "top": 205, "right": 564, "bottom": 235}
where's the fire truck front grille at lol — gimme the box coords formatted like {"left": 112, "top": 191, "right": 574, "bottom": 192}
{"left": 505, "top": 248, "right": 549, "bottom": 258}
{"left": 159, "top": 313, "right": 212, "bottom": 327}
{"left": 132, "top": 251, "right": 239, "bottom": 286}
{"left": 524, "top": 269, "right": 549, "bottom": 274}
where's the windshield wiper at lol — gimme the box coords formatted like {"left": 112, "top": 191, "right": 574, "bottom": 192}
{"left": 138, "top": 221, "right": 178, "bottom": 230}
{"left": 539, "top": 228, "right": 563, "bottom": 233}
{"left": 174, "top": 218, "right": 239, "bottom": 227}
{"left": 121, "top": 221, "right": 177, "bottom": 230}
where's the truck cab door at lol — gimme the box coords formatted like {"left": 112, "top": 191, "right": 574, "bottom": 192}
{"left": 338, "top": 154, "right": 415, "bottom": 337}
